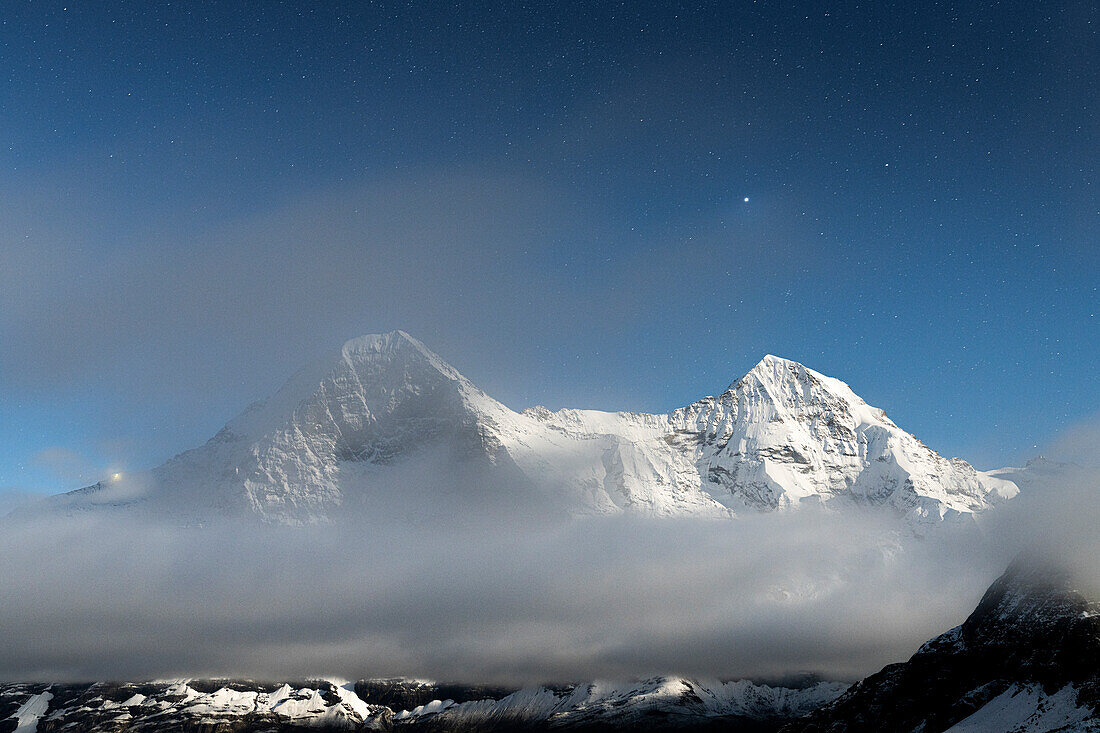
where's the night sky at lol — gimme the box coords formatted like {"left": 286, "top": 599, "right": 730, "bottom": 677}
{"left": 1, "top": 1, "right": 1096, "bottom": 499}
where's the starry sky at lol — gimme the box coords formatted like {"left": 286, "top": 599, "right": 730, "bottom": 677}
{"left": 1, "top": 1, "right": 1096, "bottom": 499}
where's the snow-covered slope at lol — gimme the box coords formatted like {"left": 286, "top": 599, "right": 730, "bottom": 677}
{"left": 40, "top": 331, "right": 1017, "bottom": 524}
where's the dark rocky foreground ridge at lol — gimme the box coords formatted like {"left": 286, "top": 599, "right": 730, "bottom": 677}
{"left": 782, "top": 558, "right": 1100, "bottom": 732}
{"left": 0, "top": 676, "right": 846, "bottom": 733}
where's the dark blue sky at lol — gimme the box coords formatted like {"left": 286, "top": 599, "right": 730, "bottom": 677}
{"left": 1, "top": 1, "right": 1096, "bottom": 497}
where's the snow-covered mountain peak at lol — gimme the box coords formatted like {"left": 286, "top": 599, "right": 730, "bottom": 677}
{"left": 660, "top": 354, "right": 1013, "bottom": 518}
{"left": 741, "top": 353, "right": 810, "bottom": 379}
{"left": 145, "top": 331, "right": 519, "bottom": 523}
{"left": 222, "top": 330, "right": 478, "bottom": 443}
{"left": 729, "top": 354, "right": 894, "bottom": 429}
{"left": 41, "top": 334, "right": 1018, "bottom": 525}
{"left": 744, "top": 352, "right": 802, "bottom": 376}
{"left": 339, "top": 330, "right": 465, "bottom": 383}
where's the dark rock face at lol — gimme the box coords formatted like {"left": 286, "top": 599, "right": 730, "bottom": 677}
{"left": 352, "top": 679, "right": 517, "bottom": 712}
{"left": 781, "top": 559, "right": 1100, "bottom": 732}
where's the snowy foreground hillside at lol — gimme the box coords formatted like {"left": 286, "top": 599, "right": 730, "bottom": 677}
{"left": 38, "top": 331, "right": 1017, "bottom": 525}
{"left": 0, "top": 677, "right": 847, "bottom": 732}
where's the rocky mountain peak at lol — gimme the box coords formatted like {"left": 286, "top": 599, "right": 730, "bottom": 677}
{"left": 961, "top": 556, "right": 1098, "bottom": 654}
{"left": 784, "top": 558, "right": 1100, "bottom": 732}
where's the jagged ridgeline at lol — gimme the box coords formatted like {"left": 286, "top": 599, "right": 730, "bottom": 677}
{"left": 34, "top": 331, "right": 1017, "bottom": 525}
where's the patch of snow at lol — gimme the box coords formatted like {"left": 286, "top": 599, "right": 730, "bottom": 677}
{"left": 395, "top": 698, "right": 457, "bottom": 719}
{"left": 332, "top": 681, "right": 373, "bottom": 720}
{"left": 946, "top": 684, "right": 1098, "bottom": 732}
{"left": 9, "top": 691, "right": 52, "bottom": 733}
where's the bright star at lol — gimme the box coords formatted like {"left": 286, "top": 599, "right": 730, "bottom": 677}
{"left": 743, "top": 197, "right": 750, "bottom": 202}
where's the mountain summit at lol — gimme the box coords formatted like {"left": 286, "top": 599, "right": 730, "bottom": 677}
{"left": 42, "top": 332, "right": 1017, "bottom": 524}
{"left": 664, "top": 353, "right": 1016, "bottom": 516}
{"left": 784, "top": 557, "right": 1100, "bottom": 731}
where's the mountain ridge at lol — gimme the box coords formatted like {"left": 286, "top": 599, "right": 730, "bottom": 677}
{"left": 32, "top": 331, "right": 1017, "bottom": 525}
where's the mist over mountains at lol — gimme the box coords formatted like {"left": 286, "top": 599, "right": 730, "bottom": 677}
{"left": 3, "top": 1, "right": 1094, "bottom": 728}
{"left": 3, "top": 332, "right": 1096, "bottom": 693}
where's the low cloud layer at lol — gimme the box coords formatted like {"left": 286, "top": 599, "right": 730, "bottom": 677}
{"left": 2, "top": 452, "right": 1098, "bottom": 686}
{"left": 1044, "top": 410, "right": 1100, "bottom": 468}
{"left": 0, "top": 512, "right": 1018, "bottom": 684}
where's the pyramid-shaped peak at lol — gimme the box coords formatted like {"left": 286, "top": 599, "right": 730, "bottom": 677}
{"left": 341, "top": 329, "right": 428, "bottom": 357}
{"left": 741, "top": 354, "right": 854, "bottom": 389}
{"left": 751, "top": 353, "right": 808, "bottom": 372}
{"left": 737, "top": 354, "right": 826, "bottom": 390}
{"left": 339, "top": 330, "right": 462, "bottom": 379}
{"left": 222, "top": 331, "right": 471, "bottom": 442}
{"left": 759, "top": 353, "right": 798, "bottom": 366}
{"left": 720, "top": 354, "right": 894, "bottom": 427}
{"left": 964, "top": 555, "right": 1092, "bottom": 642}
